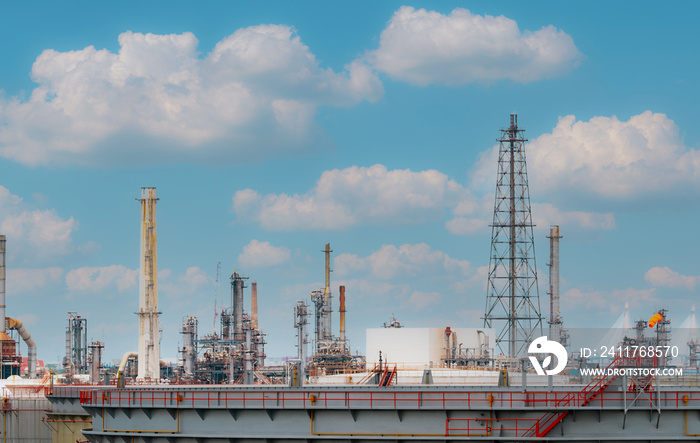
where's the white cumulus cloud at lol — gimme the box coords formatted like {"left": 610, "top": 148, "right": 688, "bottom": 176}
{"left": 335, "top": 243, "right": 472, "bottom": 280}
{"left": 371, "top": 6, "right": 582, "bottom": 86}
{"left": 0, "top": 185, "right": 83, "bottom": 262}
{"left": 5, "top": 267, "right": 64, "bottom": 294}
{"left": 531, "top": 203, "right": 615, "bottom": 231}
{"left": 233, "top": 164, "right": 470, "bottom": 230}
{"left": 0, "top": 27, "right": 383, "bottom": 167}
{"left": 404, "top": 291, "right": 443, "bottom": 311}
{"left": 444, "top": 198, "right": 615, "bottom": 236}
{"left": 65, "top": 265, "right": 137, "bottom": 293}
{"left": 645, "top": 267, "right": 699, "bottom": 290}
{"left": 472, "top": 111, "right": 700, "bottom": 199}
{"left": 238, "top": 240, "right": 291, "bottom": 268}
{"left": 160, "top": 266, "right": 213, "bottom": 299}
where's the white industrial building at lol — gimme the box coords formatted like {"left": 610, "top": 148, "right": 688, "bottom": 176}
{"left": 366, "top": 327, "right": 494, "bottom": 368}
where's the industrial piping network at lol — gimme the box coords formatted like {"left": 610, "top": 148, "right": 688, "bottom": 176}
{"left": 0, "top": 235, "right": 37, "bottom": 379}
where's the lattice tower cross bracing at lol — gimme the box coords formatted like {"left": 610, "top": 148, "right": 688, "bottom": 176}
{"left": 137, "top": 187, "right": 160, "bottom": 380}
{"left": 483, "top": 114, "right": 543, "bottom": 358}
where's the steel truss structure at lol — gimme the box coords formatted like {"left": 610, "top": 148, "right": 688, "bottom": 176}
{"left": 484, "top": 114, "right": 543, "bottom": 358}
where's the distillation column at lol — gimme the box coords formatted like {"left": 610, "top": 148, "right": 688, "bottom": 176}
{"left": 339, "top": 285, "right": 346, "bottom": 352}
{"left": 88, "top": 341, "right": 104, "bottom": 383}
{"left": 243, "top": 319, "right": 254, "bottom": 384}
{"left": 548, "top": 226, "right": 563, "bottom": 344}
{"left": 294, "top": 301, "right": 309, "bottom": 384}
{"left": 231, "top": 272, "right": 246, "bottom": 343}
{"left": 181, "top": 316, "right": 197, "bottom": 376}
{"left": 322, "top": 243, "right": 332, "bottom": 341}
{"left": 137, "top": 187, "right": 160, "bottom": 380}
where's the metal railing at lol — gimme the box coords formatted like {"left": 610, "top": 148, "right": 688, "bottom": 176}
{"left": 77, "top": 387, "right": 700, "bottom": 410}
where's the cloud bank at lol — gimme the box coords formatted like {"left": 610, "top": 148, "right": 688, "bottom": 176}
{"left": 371, "top": 6, "right": 582, "bottom": 86}
{"left": 234, "top": 163, "right": 617, "bottom": 234}
{"left": 238, "top": 240, "right": 291, "bottom": 268}
{"left": 0, "top": 9, "right": 585, "bottom": 167}
{"left": 0, "top": 185, "right": 84, "bottom": 262}
{"left": 65, "top": 265, "right": 137, "bottom": 293}
{"left": 0, "top": 27, "right": 383, "bottom": 166}
{"left": 645, "top": 266, "right": 699, "bottom": 290}
{"left": 234, "top": 164, "right": 470, "bottom": 230}
{"left": 335, "top": 243, "right": 472, "bottom": 280}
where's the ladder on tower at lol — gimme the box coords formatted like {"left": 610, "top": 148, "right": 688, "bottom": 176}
{"left": 522, "top": 357, "right": 624, "bottom": 438}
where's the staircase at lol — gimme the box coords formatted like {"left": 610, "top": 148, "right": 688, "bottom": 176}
{"left": 521, "top": 357, "right": 623, "bottom": 438}
{"left": 378, "top": 365, "right": 397, "bottom": 386}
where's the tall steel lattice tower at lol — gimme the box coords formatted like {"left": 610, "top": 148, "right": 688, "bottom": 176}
{"left": 483, "top": 114, "right": 543, "bottom": 358}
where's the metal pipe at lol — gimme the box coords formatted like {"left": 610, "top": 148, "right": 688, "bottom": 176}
{"left": 6, "top": 318, "right": 36, "bottom": 378}
{"left": 477, "top": 330, "right": 486, "bottom": 358}
{"left": 137, "top": 187, "right": 159, "bottom": 380}
{"left": 339, "top": 285, "right": 346, "bottom": 347}
{"left": 118, "top": 351, "right": 138, "bottom": 375}
{"left": 0, "top": 236, "right": 5, "bottom": 330}
{"left": 251, "top": 281, "right": 258, "bottom": 329}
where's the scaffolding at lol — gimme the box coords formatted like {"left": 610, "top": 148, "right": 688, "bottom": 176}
{"left": 484, "top": 114, "right": 543, "bottom": 358}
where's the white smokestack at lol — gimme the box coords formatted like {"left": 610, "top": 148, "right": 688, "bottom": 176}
{"left": 137, "top": 187, "right": 160, "bottom": 380}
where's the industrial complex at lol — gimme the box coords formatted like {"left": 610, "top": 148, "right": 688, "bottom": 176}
{"left": 0, "top": 115, "right": 696, "bottom": 441}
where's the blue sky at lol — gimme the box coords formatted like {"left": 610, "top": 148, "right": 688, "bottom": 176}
{"left": 0, "top": 1, "right": 698, "bottom": 363}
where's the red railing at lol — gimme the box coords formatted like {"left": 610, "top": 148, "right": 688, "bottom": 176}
{"left": 77, "top": 387, "right": 700, "bottom": 410}
{"left": 523, "top": 356, "right": 626, "bottom": 438}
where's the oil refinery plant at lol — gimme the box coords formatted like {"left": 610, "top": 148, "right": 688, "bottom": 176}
{"left": 0, "top": 115, "right": 696, "bottom": 442}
